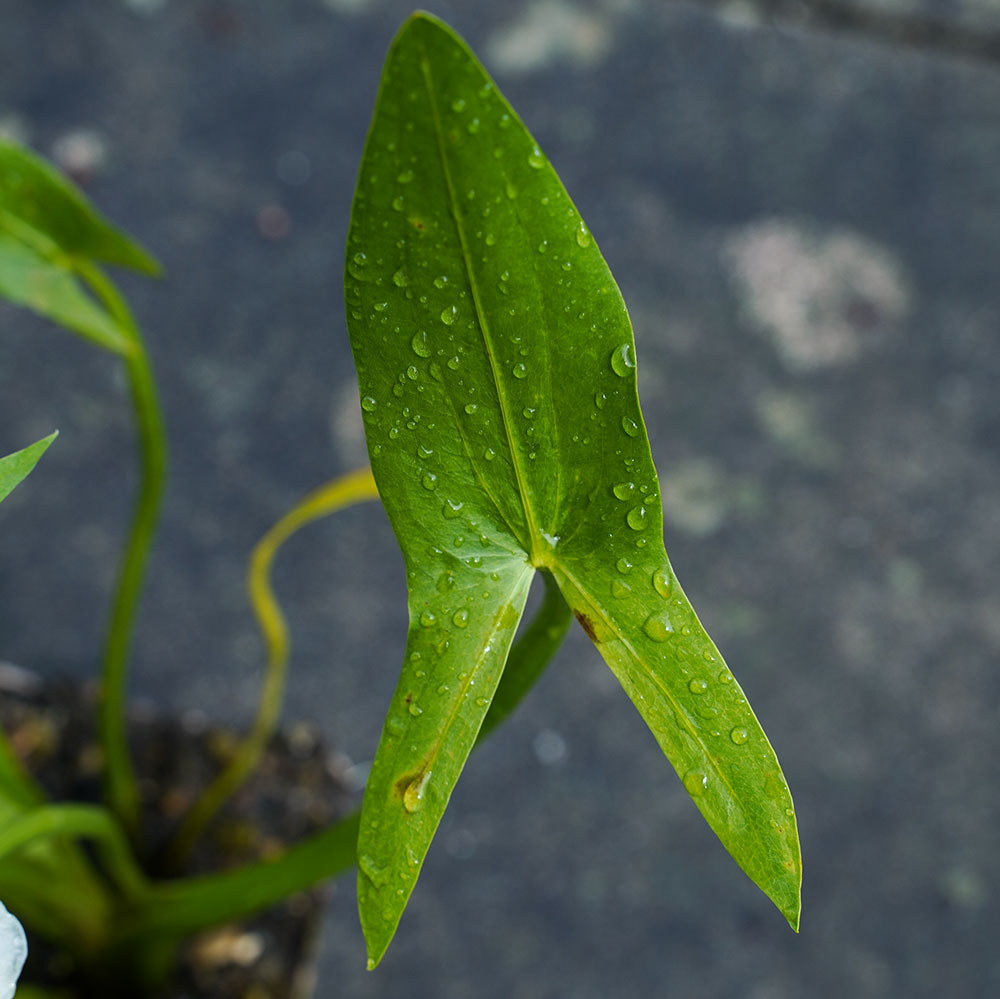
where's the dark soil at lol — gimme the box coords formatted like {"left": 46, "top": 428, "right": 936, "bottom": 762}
{"left": 0, "top": 664, "right": 356, "bottom": 999}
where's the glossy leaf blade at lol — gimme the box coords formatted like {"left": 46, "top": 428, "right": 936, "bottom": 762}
{"left": 0, "top": 139, "right": 160, "bottom": 275}
{"left": 347, "top": 12, "right": 800, "bottom": 966}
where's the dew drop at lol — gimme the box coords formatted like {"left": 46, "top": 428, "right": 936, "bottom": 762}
{"left": 611, "top": 578, "right": 630, "bottom": 598}
{"left": 419, "top": 611, "right": 436, "bottom": 627}
{"left": 464, "top": 402, "right": 478, "bottom": 415}
{"left": 406, "top": 365, "right": 418, "bottom": 380}
{"left": 621, "top": 416, "right": 639, "bottom": 437}
{"left": 595, "top": 391, "right": 607, "bottom": 409}
{"left": 483, "top": 447, "right": 496, "bottom": 461}
{"left": 451, "top": 98, "right": 466, "bottom": 113}
{"left": 527, "top": 145, "right": 545, "bottom": 169}
{"left": 485, "top": 232, "right": 496, "bottom": 245}
{"left": 440, "top": 305, "right": 457, "bottom": 325}
{"left": 505, "top": 179, "right": 517, "bottom": 200}
{"left": 616, "top": 557, "right": 632, "bottom": 574}
{"left": 718, "top": 669, "right": 733, "bottom": 684}
{"left": 683, "top": 770, "right": 708, "bottom": 797}
{"left": 422, "top": 472, "right": 438, "bottom": 490}
{"left": 392, "top": 268, "right": 409, "bottom": 287}
{"left": 411, "top": 331, "right": 432, "bottom": 357}
{"left": 437, "top": 684, "right": 450, "bottom": 695}
{"left": 392, "top": 196, "right": 405, "bottom": 212}
{"left": 452, "top": 609, "right": 469, "bottom": 628}
{"left": 397, "top": 169, "right": 414, "bottom": 184}
{"left": 688, "top": 678, "right": 709, "bottom": 695}
{"left": 373, "top": 301, "right": 388, "bottom": 313}
{"left": 359, "top": 854, "right": 389, "bottom": 886}
{"left": 652, "top": 568, "right": 671, "bottom": 598}
{"left": 643, "top": 610, "right": 674, "bottom": 642}
{"left": 576, "top": 220, "right": 592, "bottom": 248}
{"left": 613, "top": 481, "right": 635, "bottom": 500}
{"left": 627, "top": 505, "right": 648, "bottom": 530}
{"left": 730, "top": 727, "right": 750, "bottom": 745}
{"left": 610, "top": 343, "right": 636, "bottom": 377}
{"left": 403, "top": 771, "right": 431, "bottom": 813}
{"left": 361, "top": 396, "right": 376, "bottom": 412}
{"left": 408, "top": 703, "right": 423, "bottom": 717}
{"left": 536, "top": 240, "right": 548, "bottom": 254}
{"left": 512, "top": 362, "right": 527, "bottom": 379}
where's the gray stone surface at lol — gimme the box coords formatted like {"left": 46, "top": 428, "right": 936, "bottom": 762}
{"left": 2, "top": 1, "right": 999, "bottom": 996}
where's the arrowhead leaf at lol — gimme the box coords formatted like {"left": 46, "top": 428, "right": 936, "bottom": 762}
{"left": 346, "top": 12, "right": 801, "bottom": 967}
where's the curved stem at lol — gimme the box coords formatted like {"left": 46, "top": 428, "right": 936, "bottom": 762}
{"left": 0, "top": 803, "right": 149, "bottom": 903}
{"left": 76, "top": 261, "right": 167, "bottom": 839}
{"left": 166, "top": 467, "right": 380, "bottom": 867}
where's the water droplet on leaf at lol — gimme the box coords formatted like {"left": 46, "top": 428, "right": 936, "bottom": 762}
{"left": 652, "top": 568, "right": 671, "bottom": 598}
{"left": 683, "top": 771, "right": 708, "bottom": 796}
{"left": 610, "top": 343, "right": 635, "bottom": 377}
{"left": 643, "top": 610, "right": 674, "bottom": 642}
{"left": 411, "top": 331, "right": 431, "bottom": 357}
{"left": 403, "top": 771, "right": 431, "bottom": 813}
{"left": 627, "top": 506, "right": 648, "bottom": 530}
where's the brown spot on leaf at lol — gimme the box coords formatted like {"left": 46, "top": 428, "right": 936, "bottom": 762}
{"left": 574, "top": 610, "right": 598, "bottom": 642}
{"left": 410, "top": 217, "right": 428, "bottom": 231}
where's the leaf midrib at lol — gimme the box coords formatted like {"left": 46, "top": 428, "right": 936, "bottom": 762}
{"left": 418, "top": 46, "right": 543, "bottom": 562}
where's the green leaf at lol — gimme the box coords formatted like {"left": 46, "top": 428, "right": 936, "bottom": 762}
{"left": 0, "top": 431, "right": 57, "bottom": 505}
{"left": 0, "top": 232, "right": 135, "bottom": 355}
{"left": 0, "top": 139, "right": 161, "bottom": 355}
{"left": 346, "top": 12, "right": 801, "bottom": 967}
{"left": 0, "top": 139, "right": 159, "bottom": 276}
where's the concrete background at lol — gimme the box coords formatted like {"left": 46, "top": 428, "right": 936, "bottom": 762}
{"left": 2, "top": 0, "right": 999, "bottom": 995}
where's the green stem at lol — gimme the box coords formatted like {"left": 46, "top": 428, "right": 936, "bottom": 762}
{"left": 76, "top": 261, "right": 168, "bottom": 838}
{"left": 130, "top": 811, "right": 360, "bottom": 940}
{"left": 166, "top": 468, "right": 380, "bottom": 868}
{"left": 0, "top": 803, "right": 150, "bottom": 902}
